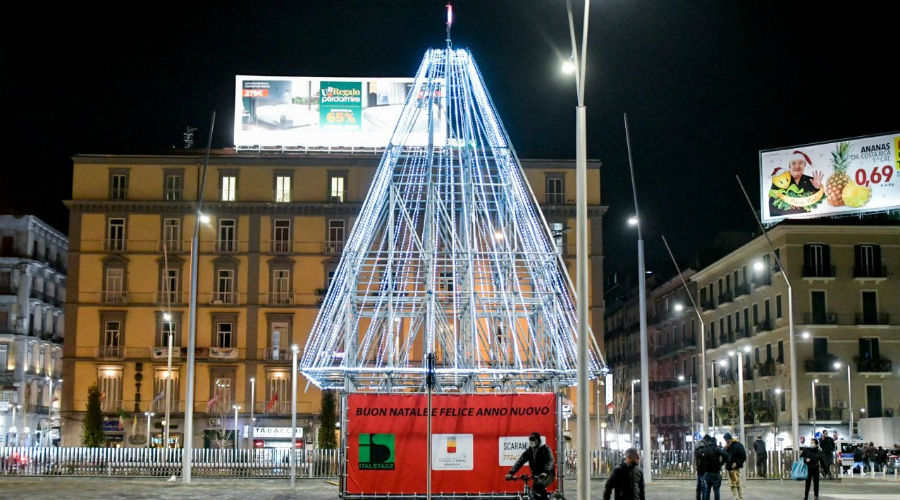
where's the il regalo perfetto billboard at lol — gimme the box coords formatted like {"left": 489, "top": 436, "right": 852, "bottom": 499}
{"left": 234, "top": 75, "right": 416, "bottom": 148}
{"left": 759, "top": 132, "right": 900, "bottom": 222}
{"left": 346, "top": 393, "right": 557, "bottom": 496}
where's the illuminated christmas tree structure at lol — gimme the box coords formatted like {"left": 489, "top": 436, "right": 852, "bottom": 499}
{"left": 301, "top": 48, "right": 605, "bottom": 393}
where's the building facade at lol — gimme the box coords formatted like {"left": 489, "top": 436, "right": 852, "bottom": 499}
{"left": 0, "top": 214, "right": 67, "bottom": 447}
{"left": 605, "top": 223, "right": 899, "bottom": 450}
{"left": 62, "top": 151, "right": 606, "bottom": 448}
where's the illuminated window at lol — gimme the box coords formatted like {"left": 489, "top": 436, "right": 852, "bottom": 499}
{"left": 98, "top": 368, "right": 122, "bottom": 413}
{"left": 275, "top": 175, "right": 292, "bottom": 202}
{"left": 329, "top": 173, "right": 346, "bottom": 202}
{"left": 220, "top": 175, "right": 237, "bottom": 202}
{"left": 106, "top": 217, "right": 126, "bottom": 251}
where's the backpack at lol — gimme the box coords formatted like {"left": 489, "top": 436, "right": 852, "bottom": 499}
{"left": 698, "top": 445, "right": 721, "bottom": 472}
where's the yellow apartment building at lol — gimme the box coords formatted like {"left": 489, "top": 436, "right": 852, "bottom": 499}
{"left": 61, "top": 151, "right": 605, "bottom": 448}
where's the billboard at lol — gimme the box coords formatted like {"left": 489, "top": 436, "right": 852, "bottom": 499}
{"left": 234, "top": 75, "right": 446, "bottom": 148}
{"left": 760, "top": 132, "right": 900, "bottom": 222}
{"left": 346, "top": 393, "right": 557, "bottom": 495}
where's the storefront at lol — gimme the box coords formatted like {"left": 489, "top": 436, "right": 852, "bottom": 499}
{"left": 252, "top": 426, "right": 303, "bottom": 449}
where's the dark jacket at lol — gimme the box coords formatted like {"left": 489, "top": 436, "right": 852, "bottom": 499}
{"left": 695, "top": 441, "right": 728, "bottom": 474}
{"left": 800, "top": 447, "right": 825, "bottom": 473}
{"left": 819, "top": 435, "right": 835, "bottom": 454}
{"left": 752, "top": 439, "right": 766, "bottom": 456}
{"left": 725, "top": 440, "right": 747, "bottom": 470}
{"left": 603, "top": 460, "right": 645, "bottom": 500}
{"left": 508, "top": 443, "right": 554, "bottom": 479}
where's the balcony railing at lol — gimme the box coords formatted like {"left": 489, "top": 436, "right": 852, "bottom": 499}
{"left": 802, "top": 265, "right": 836, "bottom": 278}
{"left": 268, "top": 292, "right": 294, "bottom": 305}
{"left": 102, "top": 290, "right": 129, "bottom": 304}
{"left": 157, "top": 291, "right": 181, "bottom": 305}
{"left": 324, "top": 240, "right": 345, "bottom": 255}
{"left": 753, "top": 275, "right": 772, "bottom": 288}
{"left": 104, "top": 239, "right": 126, "bottom": 252}
{"left": 159, "top": 239, "right": 183, "bottom": 252}
{"left": 855, "top": 312, "right": 890, "bottom": 325}
{"left": 805, "top": 356, "right": 839, "bottom": 373}
{"left": 210, "top": 292, "right": 237, "bottom": 305}
{"left": 98, "top": 346, "right": 125, "bottom": 359}
{"left": 717, "top": 292, "right": 734, "bottom": 305}
{"left": 151, "top": 400, "right": 182, "bottom": 413}
{"left": 857, "top": 357, "right": 892, "bottom": 373}
{"left": 734, "top": 283, "right": 750, "bottom": 298}
{"left": 271, "top": 240, "right": 291, "bottom": 254}
{"left": 263, "top": 348, "right": 292, "bottom": 362}
{"left": 700, "top": 299, "right": 715, "bottom": 311}
{"left": 215, "top": 239, "right": 239, "bottom": 253}
{"left": 808, "top": 407, "right": 842, "bottom": 421}
{"left": 757, "top": 359, "right": 776, "bottom": 377}
{"left": 853, "top": 265, "right": 887, "bottom": 278}
{"left": 0, "top": 371, "right": 14, "bottom": 384}
{"left": 803, "top": 312, "right": 838, "bottom": 325}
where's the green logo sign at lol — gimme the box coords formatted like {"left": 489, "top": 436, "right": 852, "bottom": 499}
{"left": 358, "top": 433, "right": 395, "bottom": 470}
{"left": 319, "top": 81, "right": 362, "bottom": 131}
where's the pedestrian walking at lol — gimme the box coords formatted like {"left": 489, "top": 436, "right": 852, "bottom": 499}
{"left": 864, "top": 442, "right": 878, "bottom": 472}
{"left": 752, "top": 435, "right": 767, "bottom": 478}
{"left": 695, "top": 435, "right": 728, "bottom": 500}
{"left": 800, "top": 438, "right": 825, "bottom": 500}
{"left": 602, "top": 447, "right": 645, "bottom": 500}
{"left": 818, "top": 430, "right": 835, "bottom": 478}
{"left": 723, "top": 433, "right": 746, "bottom": 500}
{"left": 851, "top": 445, "right": 865, "bottom": 474}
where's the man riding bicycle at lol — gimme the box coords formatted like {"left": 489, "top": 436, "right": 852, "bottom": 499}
{"left": 506, "top": 432, "right": 555, "bottom": 500}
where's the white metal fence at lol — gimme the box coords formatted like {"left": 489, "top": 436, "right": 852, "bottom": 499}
{"left": 0, "top": 447, "right": 340, "bottom": 478}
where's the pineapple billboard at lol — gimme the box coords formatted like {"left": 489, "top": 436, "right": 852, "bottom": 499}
{"left": 760, "top": 132, "right": 900, "bottom": 222}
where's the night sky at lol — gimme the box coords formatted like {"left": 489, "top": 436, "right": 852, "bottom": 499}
{"left": 2, "top": 1, "right": 898, "bottom": 287}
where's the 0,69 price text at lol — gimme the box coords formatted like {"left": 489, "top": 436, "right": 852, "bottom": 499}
{"left": 854, "top": 165, "right": 894, "bottom": 187}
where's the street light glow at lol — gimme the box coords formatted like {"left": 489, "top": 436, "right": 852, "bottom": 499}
{"left": 627, "top": 216, "right": 639, "bottom": 226}
{"left": 742, "top": 345, "right": 751, "bottom": 353}
{"left": 199, "top": 214, "right": 210, "bottom": 224}
{"left": 718, "top": 359, "right": 727, "bottom": 367}
{"left": 801, "top": 331, "right": 810, "bottom": 339}
{"left": 833, "top": 361, "right": 841, "bottom": 369}
{"left": 677, "top": 375, "right": 685, "bottom": 381}
{"left": 774, "top": 388, "right": 783, "bottom": 394}
{"left": 561, "top": 59, "right": 576, "bottom": 74}
{"left": 674, "top": 303, "right": 684, "bottom": 312}
{"left": 752, "top": 260, "right": 765, "bottom": 272}
{"left": 162, "top": 312, "right": 172, "bottom": 321}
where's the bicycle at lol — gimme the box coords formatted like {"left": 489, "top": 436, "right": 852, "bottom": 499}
{"left": 506, "top": 474, "right": 566, "bottom": 500}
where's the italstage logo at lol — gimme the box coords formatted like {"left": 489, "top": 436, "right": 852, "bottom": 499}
{"left": 358, "top": 433, "right": 395, "bottom": 470}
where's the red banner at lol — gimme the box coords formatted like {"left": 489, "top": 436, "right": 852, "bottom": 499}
{"left": 346, "top": 393, "right": 557, "bottom": 495}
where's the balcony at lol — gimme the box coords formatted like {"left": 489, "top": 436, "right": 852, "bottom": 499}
{"left": 803, "top": 312, "right": 838, "bottom": 325}
{"left": 98, "top": 346, "right": 125, "bottom": 359}
{"left": 700, "top": 299, "right": 716, "bottom": 311}
{"left": 855, "top": 312, "right": 890, "bottom": 325}
{"left": 264, "top": 401, "right": 292, "bottom": 415}
{"left": 808, "top": 407, "right": 842, "bottom": 421}
{"left": 267, "top": 292, "right": 294, "bottom": 306}
{"left": 324, "top": 240, "right": 345, "bottom": 255}
{"left": 857, "top": 357, "right": 892, "bottom": 373}
{"left": 102, "top": 290, "right": 129, "bottom": 304}
{"left": 215, "top": 239, "right": 239, "bottom": 253}
{"left": 802, "top": 265, "right": 836, "bottom": 278}
{"left": 157, "top": 291, "right": 180, "bottom": 305}
{"left": 159, "top": 239, "right": 183, "bottom": 252}
{"left": 854, "top": 265, "right": 887, "bottom": 279}
{"left": 263, "top": 348, "right": 292, "bottom": 362}
{"left": 209, "top": 292, "right": 237, "bottom": 305}
{"left": 805, "top": 356, "right": 839, "bottom": 373}
{"left": 753, "top": 275, "right": 772, "bottom": 288}
{"left": 734, "top": 283, "right": 750, "bottom": 298}
{"left": 104, "top": 239, "right": 126, "bottom": 252}
{"left": 149, "top": 346, "right": 182, "bottom": 360}
{"left": 754, "top": 319, "right": 773, "bottom": 333}
{"left": 151, "top": 400, "right": 181, "bottom": 413}
{"left": 271, "top": 240, "right": 291, "bottom": 254}
{"left": 209, "top": 347, "right": 238, "bottom": 360}
{"left": 757, "top": 359, "right": 777, "bottom": 377}
{"left": 717, "top": 291, "right": 734, "bottom": 305}
{"left": 0, "top": 371, "right": 14, "bottom": 384}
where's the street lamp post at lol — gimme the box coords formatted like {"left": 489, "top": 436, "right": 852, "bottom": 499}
{"left": 145, "top": 412, "right": 154, "bottom": 449}
{"left": 679, "top": 375, "right": 694, "bottom": 447}
{"left": 730, "top": 345, "right": 750, "bottom": 481}
{"left": 163, "top": 313, "right": 173, "bottom": 451}
{"left": 630, "top": 379, "right": 638, "bottom": 447}
{"left": 563, "top": 1, "right": 592, "bottom": 497}
{"left": 738, "top": 176, "right": 798, "bottom": 450}
{"left": 232, "top": 405, "right": 240, "bottom": 451}
{"left": 711, "top": 361, "right": 719, "bottom": 439}
{"left": 290, "top": 344, "right": 299, "bottom": 488}
{"left": 811, "top": 379, "right": 819, "bottom": 434}
{"left": 250, "top": 377, "right": 256, "bottom": 445}
{"left": 834, "top": 362, "right": 852, "bottom": 437}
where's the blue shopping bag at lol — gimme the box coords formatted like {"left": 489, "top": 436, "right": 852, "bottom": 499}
{"left": 790, "top": 460, "right": 808, "bottom": 481}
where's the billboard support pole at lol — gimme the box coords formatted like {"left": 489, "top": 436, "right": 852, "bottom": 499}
{"left": 736, "top": 175, "right": 799, "bottom": 451}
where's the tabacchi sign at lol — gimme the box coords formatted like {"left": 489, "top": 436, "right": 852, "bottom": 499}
{"left": 759, "top": 132, "right": 900, "bottom": 222}
{"left": 234, "top": 75, "right": 414, "bottom": 149}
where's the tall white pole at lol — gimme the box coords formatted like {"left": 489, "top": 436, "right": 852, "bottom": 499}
{"left": 565, "top": 1, "right": 592, "bottom": 498}
{"left": 689, "top": 376, "right": 694, "bottom": 445}
{"left": 736, "top": 352, "right": 746, "bottom": 482}
{"left": 811, "top": 380, "right": 817, "bottom": 434}
{"left": 146, "top": 412, "right": 153, "bottom": 449}
{"left": 847, "top": 365, "right": 852, "bottom": 437}
{"left": 250, "top": 377, "right": 255, "bottom": 445}
{"left": 182, "top": 111, "right": 215, "bottom": 483}
{"left": 736, "top": 175, "right": 798, "bottom": 450}
{"left": 631, "top": 381, "right": 635, "bottom": 447}
{"left": 710, "top": 362, "right": 716, "bottom": 438}
{"left": 164, "top": 331, "right": 173, "bottom": 449}
{"left": 291, "top": 345, "right": 298, "bottom": 488}
{"left": 233, "top": 405, "right": 239, "bottom": 451}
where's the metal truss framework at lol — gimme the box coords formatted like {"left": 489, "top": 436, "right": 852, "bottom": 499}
{"left": 301, "top": 48, "right": 605, "bottom": 393}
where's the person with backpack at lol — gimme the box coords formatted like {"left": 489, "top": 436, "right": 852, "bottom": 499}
{"left": 818, "top": 430, "right": 835, "bottom": 479}
{"left": 800, "top": 438, "right": 825, "bottom": 500}
{"left": 752, "top": 436, "right": 767, "bottom": 478}
{"left": 602, "top": 447, "right": 645, "bottom": 500}
{"left": 695, "top": 434, "right": 728, "bottom": 500}
{"left": 723, "top": 433, "right": 746, "bottom": 500}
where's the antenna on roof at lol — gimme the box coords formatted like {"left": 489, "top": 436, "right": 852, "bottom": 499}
{"left": 446, "top": 2, "right": 453, "bottom": 49}
{"left": 183, "top": 126, "right": 198, "bottom": 149}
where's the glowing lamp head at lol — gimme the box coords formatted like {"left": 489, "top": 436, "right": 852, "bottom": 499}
{"left": 627, "top": 216, "right": 639, "bottom": 226}
{"left": 562, "top": 60, "right": 576, "bottom": 74}
{"left": 752, "top": 260, "right": 765, "bottom": 272}
{"left": 674, "top": 303, "right": 684, "bottom": 312}
{"left": 801, "top": 331, "right": 810, "bottom": 340}
{"left": 199, "top": 214, "right": 211, "bottom": 224}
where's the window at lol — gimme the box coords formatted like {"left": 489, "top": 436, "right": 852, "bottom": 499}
{"left": 550, "top": 222, "right": 566, "bottom": 256}
{"left": 216, "top": 321, "right": 233, "bottom": 348}
{"left": 153, "top": 369, "right": 180, "bottom": 413}
{"left": 776, "top": 295, "right": 782, "bottom": 318}
{"left": 326, "top": 219, "right": 346, "bottom": 254}
{"left": 545, "top": 174, "right": 564, "bottom": 204}
{"left": 803, "top": 244, "right": 831, "bottom": 277}
{"left": 220, "top": 174, "right": 237, "bottom": 202}
{"left": 156, "top": 312, "right": 180, "bottom": 347}
{"left": 764, "top": 298, "right": 771, "bottom": 323}
{"left": 859, "top": 338, "right": 880, "bottom": 362}
{"left": 275, "top": 175, "right": 292, "bottom": 202}
{"left": 814, "top": 384, "right": 830, "bottom": 410}
{"left": 164, "top": 172, "right": 183, "bottom": 201}
{"left": 811, "top": 291, "right": 827, "bottom": 323}
{"left": 272, "top": 269, "right": 291, "bottom": 304}
{"left": 273, "top": 219, "right": 291, "bottom": 253}
{"left": 162, "top": 218, "right": 181, "bottom": 252}
{"left": 159, "top": 265, "right": 179, "bottom": 304}
{"left": 752, "top": 304, "right": 759, "bottom": 326}
{"left": 103, "top": 264, "right": 126, "bottom": 303}
{"left": 777, "top": 341, "right": 784, "bottom": 364}
{"left": 102, "top": 321, "right": 122, "bottom": 358}
{"left": 854, "top": 244, "right": 882, "bottom": 277}
{"left": 106, "top": 217, "right": 126, "bottom": 251}
{"left": 861, "top": 291, "right": 878, "bottom": 324}
{"left": 215, "top": 269, "right": 235, "bottom": 304}
{"left": 211, "top": 377, "right": 233, "bottom": 413}
{"left": 780, "top": 390, "right": 786, "bottom": 412}
{"left": 866, "top": 385, "right": 883, "bottom": 418}
{"left": 328, "top": 173, "right": 346, "bottom": 202}
{"left": 217, "top": 219, "right": 236, "bottom": 252}
{"left": 267, "top": 318, "right": 290, "bottom": 360}
{"left": 109, "top": 171, "right": 128, "bottom": 200}
{"left": 267, "top": 374, "right": 289, "bottom": 414}
{"left": 98, "top": 368, "right": 122, "bottom": 412}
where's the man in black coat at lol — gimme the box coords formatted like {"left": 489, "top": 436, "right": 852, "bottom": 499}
{"left": 724, "top": 433, "right": 747, "bottom": 500}
{"left": 752, "top": 436, "right": 767, "bottom": 478}
{"left": 506, "top": 432, "right": 555, "bottom": 500}
{"left": 696, "top": 435, "right": 728, "bottom": 500}
{"left": 818, "top": 430, "right": 835, "bottom": 478}
{"left": 603, "top": 448, "right": 645, "bottom": 500}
